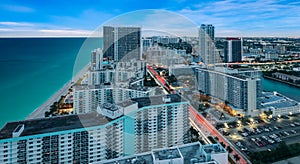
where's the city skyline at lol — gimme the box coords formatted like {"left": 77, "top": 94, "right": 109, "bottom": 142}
{"left": 0, "top": 0, "right": 300, "bottom": 37}
{"left": 1, "top": 23, "right": 300, "bottom": 163}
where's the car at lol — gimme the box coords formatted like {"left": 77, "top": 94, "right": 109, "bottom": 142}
{"left": 269, "top": 134, "right": 276, "bottom": 139}
{"left": 290, "top": 124, "right": 295, "bottom": 127}
{"left": 274, "top": 126, "right": 279, "bottom": 130}
{"left": 243, "top": 150, "right": 251, "bottom": 154}
{"left": 224, "top": 132, "right": 230, "bottom": 136}
{"left": 238, "top": 130, "right": 244, "bottom": 134}
{"left": 256, "top": 129, "right": 262, "bottom": 134}
{"left": 268, "top": 139, "right": 275, "bottom": 144}
{"left": 257, "top": 141, "right": 263, "bottom": 147}
{"left": 241, "top": 132, "right": 248, "bottom": 137}
{"left": 241, "top": 147, "right": 248, "bottom": 151}
{"left": 262, "top": 136, "right": 268, "bottom": 140}
{"left": 257, "top": 127, "right": 264, "bottom": 131}
{"left": 291, "top": 130, "right": 297, "bottom": 134}
{"left": 284, "top": 131, "right": 290, "bottom": 136}
{"left": 258, "top": 119, "right": 265, "bottom": 123}
{"left": 294, "top": 122, "right": 300, "bottom": 126}
{"left": 282, "top": 115, "right": 289, "bottom": 119}
{"left": 255, "top": 141, "right": 262, "bottom": 147}
{"left": 261, "top": 140, "right": 268, "bottom": 146}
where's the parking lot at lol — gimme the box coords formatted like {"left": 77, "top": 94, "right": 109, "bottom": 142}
{"left": 216, "top": 114, "right": 300, "bottom": 155}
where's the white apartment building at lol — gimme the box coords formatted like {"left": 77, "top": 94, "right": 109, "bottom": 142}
{"left": 199, "top": 24, "right": 215, "bottom": 65}
{"left": 73, "top": 84, "right": 155, "bottom": 114}
{"left": 0, "top": 94, "right": 189, "bottom": 164}
{"left": 196, "top": 67, "right": 262, "bottom": 116}
{"left": 0, "top": 112, "right": 124, "bottom": 164}
{"left": 144, "top": 44, "right": 191, "bottom": 67}
{"left": 88, "top": 59, "right": 146, "bottom": 87}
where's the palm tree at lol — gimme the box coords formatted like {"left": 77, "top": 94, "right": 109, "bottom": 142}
{"left": 234, "top": 154, "right": 240, "bottom": 162}
{"left": 226, "top": 146, "right": 233, "bottom": 153}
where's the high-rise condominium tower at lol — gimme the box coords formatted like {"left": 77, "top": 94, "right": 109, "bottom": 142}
{"left": 103, "top": 26, "right": 141, "bottom": 62}
{"left": 90, "top": 48, "right": 103, "bottom": 71}
{"left": 224, "top": 38, "right": 242, "bottom": 63}
{"left": 199, "top": 24, "right": 215, "bottom": 65}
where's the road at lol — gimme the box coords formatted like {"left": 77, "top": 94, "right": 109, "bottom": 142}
{"left": 189, "top": 106, "right": 251, "bottom": 164}
{"left": 146, "top": 65, "right": 175, "bottom": 94}
{"left": 26, "top": 64, "right": 90, "bottom": 120}
{"left": 214, "top": 59, "right": 300, "bottom": 66}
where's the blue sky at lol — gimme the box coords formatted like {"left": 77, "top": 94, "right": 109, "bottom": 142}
{"left": 0, "top": 0, "right": 300, "bottom": 37}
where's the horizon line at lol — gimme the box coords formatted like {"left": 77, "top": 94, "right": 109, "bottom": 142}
{"left": 1, "top": 35, "right": 300, "bottom": 39}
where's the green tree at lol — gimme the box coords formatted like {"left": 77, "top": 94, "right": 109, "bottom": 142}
{"left": 220, "top": 142, "right": 226, "bottom": 148}
{"left": 234, "top": 154, "right": 240, "bottom": 161}
{"left": 44, "top": 111, "right": 50, "bottom": 117}
{"left": 227, "top": 146, "right": 233, "bottom": 153}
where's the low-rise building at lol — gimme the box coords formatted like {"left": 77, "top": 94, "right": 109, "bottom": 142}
{"left": 101, "top": 142, "right": 228, "bottom": 164}
{"left": 260, "top": 92, "right": 300, "bottom": 116}
{"left": 272, "top": 72, "right": 300, "bottom": 84}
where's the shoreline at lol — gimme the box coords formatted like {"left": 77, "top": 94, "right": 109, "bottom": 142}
{"left": 26, "top": 64, "right": 90, "bottom": 120}
{"left": 263, "top": 75, "right": 300, "bottom": 88}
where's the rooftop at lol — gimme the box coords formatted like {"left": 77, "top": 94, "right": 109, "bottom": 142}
{"left": 273, "top": 72, "right": 300, "bottom": 80}
{"left": 202, "top": 144, "right": 226, "bottom": 154}
{"left": 101, "top": 103, "right": 119, "bottom": 111}
{"left": 74, "top": 84, "right": 152, "bottom": 92}
{"left": 0, "top": 112, "right": 112, "bottom": 140}
{"left": 101, "top": 152, "right": 154, "bottom": 164}
{"left": 0, "top": 94, "right": 185, "bottom": 140}
{"left": 131, "top": 94, "right": 186, "bottom": 108}
{"left": 153, "top": 148, "right": 182, "bottom": 161}
{"left": 263, "top": 101, "right": 298, "bottom": 109}
{"left": 261, "top": 92, "right": 299, "bottom": 109}
{"left": 101, "top": 142, "right": 227, "bottom": 164}
{"left": 74, "top": 84, "right": 111, "bottom": 90}
{"left": 261, "top": 93, "right": 286, "bottom": 104}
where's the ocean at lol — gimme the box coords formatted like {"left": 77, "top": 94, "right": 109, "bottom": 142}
{"left": 0, "top": 38, "right": 101, "bottom": 128}
{"left": 0, "top": 38, "right": 300, "bottom": 128}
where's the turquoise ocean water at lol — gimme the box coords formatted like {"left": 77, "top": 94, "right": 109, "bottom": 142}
{"left": 0, "top": 38, "right": 299, "bottom": 128}
{"left": 0, "top": 38, "right": 101, "bottom": 128}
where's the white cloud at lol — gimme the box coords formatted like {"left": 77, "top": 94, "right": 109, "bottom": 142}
{"left": 99, "top": 10, "right": 199, "bottom": 37}
{"left": 177, "top": 0, "right": 300, "bottom": 37}
{"left": 39, "top": 29, "right": 92, "bottom": 36}
{"left": 2, "top": 4, "right": 34, "bottom": 13}
{"left": 0, "top": 22, "right": 34, "bottom": 27}
{"left": 0, "top": 29, "right": 93, "bottom": 37}
{"left": 0, "top": 21, "right": 93, "bottom": 37}
{"left": 51, "top": 9, "right": 115, "bottom": 30}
